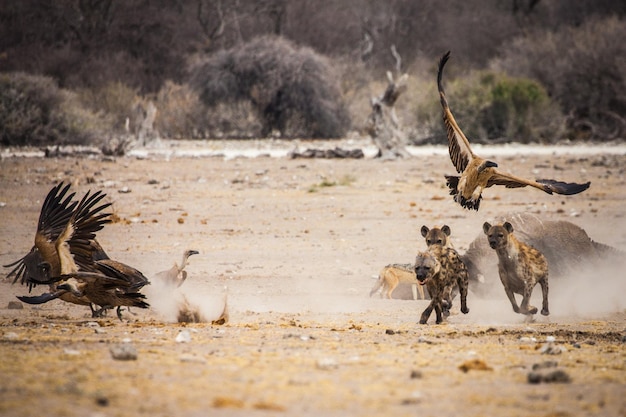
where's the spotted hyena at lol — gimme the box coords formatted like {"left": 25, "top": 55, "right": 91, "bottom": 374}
{"left": 483, "top": 221, "right": 549, "bottom": 316}
{"left": 421, "top": 224, "right": 453, "bottom": 248}
{"left": 370, "top": 263, "right": 425, "bottom": 300}
{"left": 414, "top": 249, "right": 469, "bottom": 324}
{"left": 422, "top": 224, "right": 466, "bottom": 311}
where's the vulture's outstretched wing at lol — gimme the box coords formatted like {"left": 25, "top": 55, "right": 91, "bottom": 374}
{"left": 438, "top": 51, "right": 475, "bottom": 174}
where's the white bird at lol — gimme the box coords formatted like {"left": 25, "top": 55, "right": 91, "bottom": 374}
{"left": 153, "top": 250, "right": 199, "bottom": 288}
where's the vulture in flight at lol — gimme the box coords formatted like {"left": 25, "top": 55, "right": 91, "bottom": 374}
{"left": 437, "top": 51, "right": 590, "bottom": 210}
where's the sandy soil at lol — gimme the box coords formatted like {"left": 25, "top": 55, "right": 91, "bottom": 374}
{"left": 1, "top": 140, "right": 625, "bottom": 417}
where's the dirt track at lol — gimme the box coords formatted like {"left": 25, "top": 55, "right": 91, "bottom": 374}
{"left": 1, "top": 141, "right": 625, "bottom": 416}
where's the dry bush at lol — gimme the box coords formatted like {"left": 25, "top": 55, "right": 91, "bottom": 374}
{"left": 76, "top": 81, "right": 139, "bottom": 133}
{"left": 493, "top": 16, "right": 626, "bottom": 140}
{"left": 0, "top": 72, "right": 104, "bottom": 146}
{"left": 155, "top": 81, "right": 207, "bottom": 139}
{"left": 189, "top": 35, "right": 350, "bottom": 139}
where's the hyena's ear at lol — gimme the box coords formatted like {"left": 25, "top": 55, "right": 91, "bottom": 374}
{"left": 482, "top": 222, "right": 492, "bottom": 234}
{"left": 441, "top": 225, "right": 451, "bottom": 236}
{"left": 420, "top": 225, "right": 429, "bottom": 238}
{"left": 503, "top": 222, "right": 514, "bottom": 233}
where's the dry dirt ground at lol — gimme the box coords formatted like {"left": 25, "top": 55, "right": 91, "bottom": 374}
{"left": 0, "top": 140, "right": 625, "bottom": 417}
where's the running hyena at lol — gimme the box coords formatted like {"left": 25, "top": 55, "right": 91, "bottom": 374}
{"left": 422, "top": 224, "right": 466, "bottom": 314}
{"left": 483, "top": 222, "right": 549, "bottom": 316}
{"left": 414, "top": 249, "right": 469, "bottom": 324}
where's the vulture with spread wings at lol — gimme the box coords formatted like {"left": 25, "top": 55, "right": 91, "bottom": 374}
{"left": 437, "top": 51, "right": 590, "bottom": 210}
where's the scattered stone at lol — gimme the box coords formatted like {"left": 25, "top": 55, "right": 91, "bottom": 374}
{"left": 110, "top": 344, "right": 138, "bottom": 361}
{"left": 410, "top": 370, "right": 423, "bottom": 379}
{"left": 458, "top": 359, "right": 493, "bottom": 373}
{"left": 519, "top": 336, "right": 537, "bottom": 343}
{"left": 540, "top": 342, "right": 567, "bottom": 355}
{"left": 417, "top": 336, "right": 435, "bottom": 344}
{"left": 180, "top": 353, "right": 207, "bottom": 364}
{"left": 528, "top": 369, "right": 571, "bottom": 384}
{"left": 316, "top": 358, "right": 339, "bottom": 370}
{"left": 401, "top": 391, "right": 423, "bottom": 405}
{"left": 175, "top": 330, "right": 192, "bottom": 343}
{"left": 7, "top": 301, "right": 23, "bottom": 309}
{"left": 95, "top": 395, "right": 110, "bottom": 407}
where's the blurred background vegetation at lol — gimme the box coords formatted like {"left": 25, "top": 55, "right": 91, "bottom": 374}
{"left": 0, "top": 0, "right": 624, "bottom": 146}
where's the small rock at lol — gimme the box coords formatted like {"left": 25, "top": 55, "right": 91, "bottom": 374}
{"left": 84, "top": 321, "right": 100, "bottom": 328}
{"left": 180, "top": 354, "right": 207, "bottom": 364}
{"left": 95, "top": 395, "right": 109, "bottom": 407}
{"left": 532, "top": 361, "right": 558, "bottom": 370}
{"left": 528, "top": 369, "right": 571, "bottom": 384}
{"left": 7, "top": 301, "right": 23, "bottom": 309}
{"left": 110, "top": 344, "right": 138, "bottom": 360}
{"left": 118, "top": 186, "right": 131, "bottom": 193}
{"left": 316, "top": 358, "right": 338, "bottom": 370}
{"left": 540, "top": 343, "right": 567, "bottom": 355}
{"left": 385, "top": 329, "right": 396, "bottom": 335}
{"left": 4, "top": 332, "right": 19, "bottom": 340}
{"left": 458, "top": 359, "right": 493, "bottom": 373}
{"left": 63, "top": 348, "right": 81, "bottom": 356}
{"left": 175, "top": 330, "right": 192, "bottom": 343}
{"left": 401, "top": 391, "right": 423, "bottom": 405}
{"left": 519, "top": 336, "right": 537, "bottom": 343}
{"left": 410, "top": 370, "right": 423, "bottom": 379}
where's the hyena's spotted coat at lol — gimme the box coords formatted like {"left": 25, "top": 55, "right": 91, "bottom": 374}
{"left": 483, "top": 221, "right": 549, "bottom": 316}
{"left": 414, "top": 249, "right": 469, "bottom": 324}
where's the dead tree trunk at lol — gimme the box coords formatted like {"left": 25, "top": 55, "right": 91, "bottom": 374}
{"left": 367, "top": 71, "right": 410, "bottom": 159}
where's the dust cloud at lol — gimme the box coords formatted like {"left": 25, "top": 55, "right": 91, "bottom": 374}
{"left": 144, "top": 278, "right": 228, "bottom": 323}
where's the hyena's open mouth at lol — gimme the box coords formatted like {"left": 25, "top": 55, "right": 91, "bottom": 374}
{"left": 416, "top": 277, "right": 430, "bottom": 286}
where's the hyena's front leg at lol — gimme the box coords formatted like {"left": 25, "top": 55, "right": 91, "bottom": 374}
{"left": 457, "top": 276, "right": 469, "bottom": 314}
{"left": 519, "top": 282, "right": 538, "bottom": 315}
{"left": 539, "top": 274, "right": 549, "bottom": 316}
{"left": 503, "top": 285, "right": 521, "bottom": 314}
{"left": 419, "top": 301, "right": 435, "bottom": 324}
{"left": 434, "top": 300, "right": 443, "bottom": 324}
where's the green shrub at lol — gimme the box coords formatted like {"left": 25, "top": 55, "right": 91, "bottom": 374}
{"left": 493, "top": 16, "right": 626, "bottom": 140}
{"left": 0, "top": 72, "right": 104, "bottom": 146}
{"left": 433, "top": 71, "right": 564, "bottom": 143}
